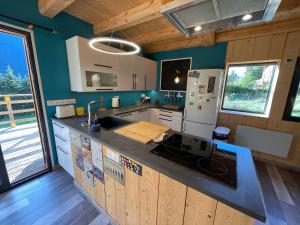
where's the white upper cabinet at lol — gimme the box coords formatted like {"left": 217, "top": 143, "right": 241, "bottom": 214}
{"left": 66, "top": 36, "right": 157, "bottom": 92}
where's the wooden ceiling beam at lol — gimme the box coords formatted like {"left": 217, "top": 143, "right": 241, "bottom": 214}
{"left": 144, "top": 31, "right": 216, "bottom": 53}
{"left": 38, "top": 0, "right": 76, "bottom": 17}
{"left": 131, "top": 27, "right": 181, "bottom": 44}
{"left": 94, "top": 0, "right": 162, "bottom": 35}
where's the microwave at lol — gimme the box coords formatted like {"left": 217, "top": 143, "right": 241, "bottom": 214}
{"left": 82, "top": 65, "right": 119, "bottom": 91}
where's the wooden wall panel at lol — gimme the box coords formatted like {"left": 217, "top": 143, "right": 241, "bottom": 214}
{"left": 252, "top": 35, "right": 272, "bottom": 60}
{"left": 217, "top": 30, "right": 300, "bottom": 170}
{"left": 125, "top": 169, "right": 140, "bottom": 225}
{"left": 115, "top": 181, "right": 126, "bottom": 225}
{"left": 214, "top": 202, "right": 254, "bottom": 225}
{"left": 269, "top": 33, "right": 286, "bottom": 59}
{"left": 94, "top": 179, "right": 106, "bottom": 210}
{"left": 183, "top": 187, "right": 217, "bottom": 225}
{"left": 231, "top": 38, "right": 255, "bottom": 62}
{"left": 104, "top": 175, "right": 117, "bottom": 220}
{"left": 157, "top": 174, "right": 187, "bottom": 225}
{"left": 139, "top": 165, "right": 160, "bottom": 225}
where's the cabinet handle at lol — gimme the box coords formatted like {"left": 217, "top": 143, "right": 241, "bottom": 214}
{"left": 57, "top": 146, "right": 68, "bottom": 155}
{"left": 96, "top": 88, "right": 114, "bottom": 91}
{"left": 138, "top": 109, "right": 148, "bottom": 113}
{"left": 158, "top": 118, "right": 172, "bottom": 122}
{"left": 159, "top": 109, "right": 173, "bottom": 114}
{"left": 54, "top": 122, "right": 65, "bottom": 129}
{"left": 94, "top": 64, "right": 112, "bottom": 69}
{"left": 55, "top": 135, "right": 66, "bottom": 142}
{"left": 132, "top": 74, "right": 135, "bottom": 90}
{"left": 158, "top": 114, "right": 172, "bottom": 118}
{"left": 144, "top": 75, "right": 147, "bottom": 90}
{"left": 120, "top": 113, "right": 132, "bottom": 117}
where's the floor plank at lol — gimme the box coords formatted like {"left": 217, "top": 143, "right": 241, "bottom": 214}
{"left": 265, "top": 164, "right": 295, "bottom": 205}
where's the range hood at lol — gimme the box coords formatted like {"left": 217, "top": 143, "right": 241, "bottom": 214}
{"left": 161, "top": 0, "right": 281, "bottom": 37}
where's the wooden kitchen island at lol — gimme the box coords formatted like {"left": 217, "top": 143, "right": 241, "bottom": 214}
{"left": 67, "top": 126, "right": 259, "bottom": 225}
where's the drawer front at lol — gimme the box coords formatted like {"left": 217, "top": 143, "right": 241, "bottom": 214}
{"left": 57, "top": 145, "right": 74, "bottom": 177}
{"left": 156, "top": 117, "right": 182, "bottom": 132}
{"left": 152, "top": 108, "right": 182, "bottom": 120}
{"left": 53, "top": 121, "right": 70, "bottom": 141}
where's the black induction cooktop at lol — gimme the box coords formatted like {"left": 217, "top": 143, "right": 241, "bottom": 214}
{"left": 151, "top": 133, "right": 237, "bottom": 187}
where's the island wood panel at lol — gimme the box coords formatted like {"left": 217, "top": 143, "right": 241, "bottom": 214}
{"left": 183, "top": 187, "right": 217, "bottom": 225}
{"left": 156, "top": 174, "right": 187, "bottom": 225}
{"left": 213, "top": 202, "right": 254, "bottom": 225}
{"left": 139, "top": 165, "right": 160, "bottom": 225}
{"left": 104, "top": 175, "right": 117, "bottom": 220}
{"left": 115, "top": 181, "right": 126, "bottom": 225}
{"left": 125, "top": 168, "right": 140, "bottom": 225}
{"left": 70, "top": 143, "right": 83, "bottom": 185}
{"left": 218, "top": 30, "right": 300, "bottom": 170}
{"left": 94, "top": 178, "right": 106, "bottom": 210}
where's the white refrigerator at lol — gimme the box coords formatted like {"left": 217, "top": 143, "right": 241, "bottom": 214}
{"left": 183, "top": 69, "right": 224, "bottom": 139}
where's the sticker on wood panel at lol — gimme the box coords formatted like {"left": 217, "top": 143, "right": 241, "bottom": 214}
{"left": 81, "top": 135, "right": 91, "bottom": 149}
{"left": 103, "top": 156, "right": 124, "bottom": 185}
{"left": 93, "top": 166, "right": 104, "bottom": 183}
{"left": 75, "top": 146, "right": 84, "bottom": 171}
{"left": 82, "top": 147, "right": 94, "bottom": 187}
{"left": 120, "top": 155, "right": 142, "bottom": 176}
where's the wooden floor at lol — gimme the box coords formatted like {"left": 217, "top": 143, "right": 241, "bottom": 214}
{"left": 0, "top": 123, "right": 47, "bottom": 183}
{"left": 0, "top": 161, "right": 299, "bottom": 225}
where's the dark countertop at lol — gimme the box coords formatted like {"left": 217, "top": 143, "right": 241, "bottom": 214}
{"left": 52, "top": 104, "right": 266, "bottom": 222}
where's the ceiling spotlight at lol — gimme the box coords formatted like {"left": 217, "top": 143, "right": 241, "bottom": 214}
{"left": 194, "top": 25, "right": 202, "bottom": 32}
{"left": 242, "top": 14, "right": 253, "bottom": 21}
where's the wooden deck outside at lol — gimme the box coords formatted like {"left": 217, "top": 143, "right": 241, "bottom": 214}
{"left": 0, "top": 122, "right": 47, "bottom": 183}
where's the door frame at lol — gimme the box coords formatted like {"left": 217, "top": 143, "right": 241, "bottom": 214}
{"left": 0, "top": 21, "right": 53, "bottom": 188}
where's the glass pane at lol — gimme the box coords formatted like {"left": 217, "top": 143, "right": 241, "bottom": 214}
{"left": 291, "top": 84, "right": 300, "bottom": 117}
{"left": 85, "top": 71, "right": 117, "bottom": 87}
{"left": 223, "top": 63, "right": 277, "bottom": 114}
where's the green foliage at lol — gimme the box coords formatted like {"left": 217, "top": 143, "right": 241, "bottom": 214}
{"left": 0, "top": 66, "right": 31, "bottom": 94}
{"left": 239, "top": 66, "right": 264, "bottom": 88}
{"left": 0, "top": 66, "right": 35, "bottom": 126}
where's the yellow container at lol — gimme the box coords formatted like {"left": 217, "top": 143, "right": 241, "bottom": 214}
{"left": 75, "top": 107, "right": 85, "bottom": 116}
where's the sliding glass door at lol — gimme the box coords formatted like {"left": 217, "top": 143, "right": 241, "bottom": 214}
{"left": 0, "top": 23, "right": 51, "bottom": 191}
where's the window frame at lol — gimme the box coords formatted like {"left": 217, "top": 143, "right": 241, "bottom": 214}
{"left": 283, "top": 57, "right": 300, "bottom": 122}
{"left": 220, "top": 61, "right": 280, "bottom": 118}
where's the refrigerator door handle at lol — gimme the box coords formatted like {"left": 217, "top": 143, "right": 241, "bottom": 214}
{"left": 182, "top": 121, "right": 185, "bottom": 132}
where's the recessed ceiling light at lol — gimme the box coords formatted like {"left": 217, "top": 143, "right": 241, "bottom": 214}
{"left": 194, "top": 25, "right": 202, "bottom": 32}
{"left": 242, "top": 14, "right": 253, "bottom": 21}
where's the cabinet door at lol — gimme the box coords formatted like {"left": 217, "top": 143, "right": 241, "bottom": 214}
{"left": 104, "top": 175, "right": 117, "bottom": 220}
{"left": 135, "top": 109, "right": 151, "bottom": 121}
{"left": 157, "top": 174, "right": 187, "bottom": 225}
{"left": 140, "top": 165, "right": 159, "bottom": 225}
{"left": 145, "top": 59, "right": 157, "bottom": 90}
{"left": 183, "top": 187, "right": 217, "bottom": 225}
{"left": 125, "top": 168, "right": 140, "bottom": 225}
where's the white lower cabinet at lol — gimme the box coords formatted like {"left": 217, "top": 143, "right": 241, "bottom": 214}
{"left": 150, "top": 108, "right": 183, "bottom": 132}
{"left": 52, "top": 121, "right": 74, "bottom": 177}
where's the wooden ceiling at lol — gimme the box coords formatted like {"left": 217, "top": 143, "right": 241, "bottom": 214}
{"left": 38, "top": 0, "right": 300, "bottom": 53}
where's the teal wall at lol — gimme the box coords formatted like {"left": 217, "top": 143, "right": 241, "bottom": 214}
{"left": 147, "top": 43, "right": 228, "bottom": 104}
{"left": 0, "top": 0, "right": 149, "bottom": 165}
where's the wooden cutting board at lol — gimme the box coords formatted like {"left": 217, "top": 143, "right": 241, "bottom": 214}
{"left": 114, "top": 121, "right": 170, "bottom": 144}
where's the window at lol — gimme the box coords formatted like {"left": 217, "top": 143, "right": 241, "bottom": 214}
{"left": 283, "top": 57, "right": 300, "bottom": 122}
{"left": 221, "top": 62, "right": 279, "bottom": 116}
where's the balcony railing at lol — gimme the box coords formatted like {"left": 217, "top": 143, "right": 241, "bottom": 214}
{"left": 0, "top": 94, "right": 36, "bottom": 127}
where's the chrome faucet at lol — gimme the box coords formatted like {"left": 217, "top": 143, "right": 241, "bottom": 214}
{"left": 88, "top": 100, "right": 99, "bottom": 127}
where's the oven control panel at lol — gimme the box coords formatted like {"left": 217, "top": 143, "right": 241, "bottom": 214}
{"left": 120, "top": 155, "right": 142, "bottom": 176}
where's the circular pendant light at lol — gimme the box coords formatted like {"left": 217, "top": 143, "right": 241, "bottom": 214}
{"left": 88, "top": 37, "right": 141, "bottom": 55}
